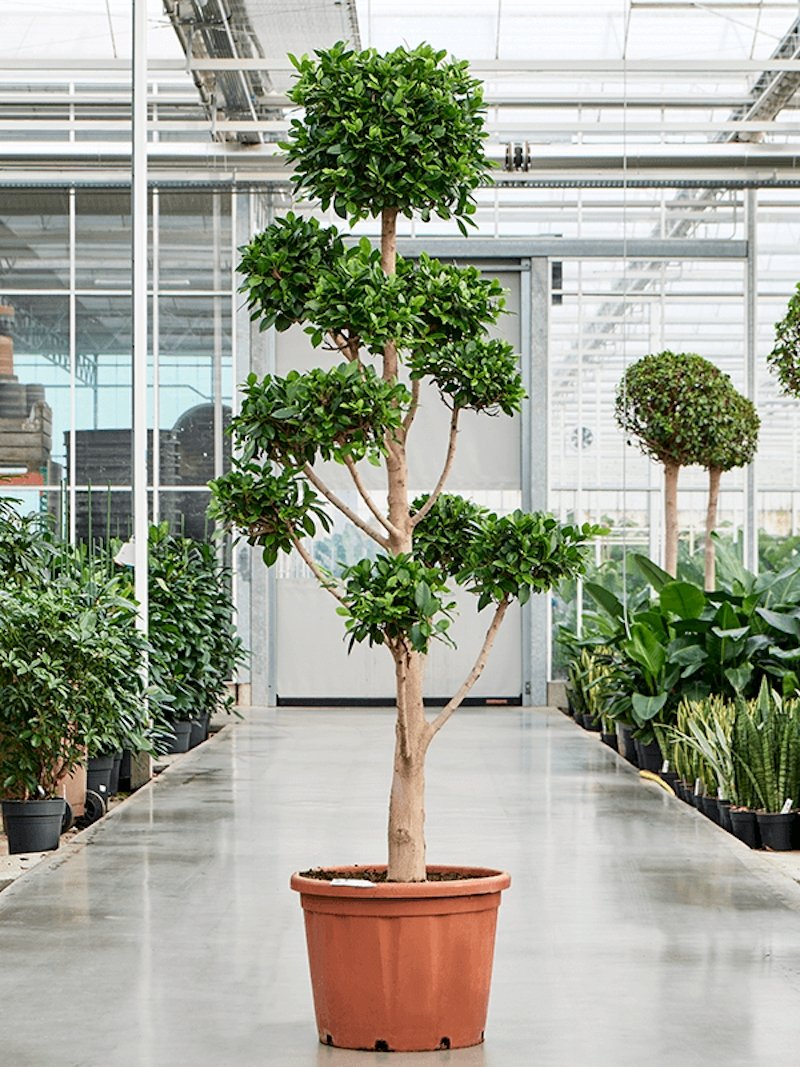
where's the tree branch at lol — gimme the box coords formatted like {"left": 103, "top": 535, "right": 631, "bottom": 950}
{"left": 410, "top": 406, "right": 460, "bottom": 528}
{"left": 290, "top": 532, "right": 345, "bottom": 603}
{"left": 342, "top": 454, "right": 401, "bottom": 538}
{"left": 328, "top": 330, "right": 361, "bottom": 363}
{"left": 302, "top": 463, "right": 389, "bottom": 549}
{"left": 402, "top": 378, "right": 421, "bottom": 435}
{"left": 425, "top": 597, "right": 510, "bottom": 743}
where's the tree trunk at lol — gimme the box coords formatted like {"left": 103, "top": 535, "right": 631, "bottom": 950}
{"left": 705, "top": 466, "right": 721, "bottom": 591}
{"left": 663, "top": 461, "right": 680, "bottom": 577}
{"left": 388, "top": 649, "right": 429, "bottom": 881}
{"left": 380, "top": 204, "right": 427, "bottom": 881}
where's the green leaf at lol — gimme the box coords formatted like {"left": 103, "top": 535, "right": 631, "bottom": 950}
{"left": 631, "top": 691, "right": 668, "bottom": 723}
{"left": 583, "top": 581, "right": 625, "bottom": 620}
{"left": 660, "top": 580, "right": 706, "bottom": 620}
{"left": 631, "top": 553, "right": 672, "bottom": 592}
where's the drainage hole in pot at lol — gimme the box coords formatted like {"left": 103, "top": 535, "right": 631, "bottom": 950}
{"left": 374, "top": 1040, "right": 391, "bottom": 1052}
{"left": 325, "top": 1035, "right": 333, "bottom": 1046}
{"left": 439, "top": 1037, "right": 451, "bottom": 1050}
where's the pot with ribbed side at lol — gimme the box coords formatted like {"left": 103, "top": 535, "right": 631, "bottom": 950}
{"left": 291, "top": 866, "right": 510, "bottom": 1053}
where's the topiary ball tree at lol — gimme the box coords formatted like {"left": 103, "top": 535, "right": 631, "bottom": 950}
{"left": 702, "top": 386, "right": 759, "bottom": 590}
{"left": 615, "top": 351, "right": 751, "bottom": 579}
{"left": 768, "top": 282, "right": 800, "bottom": 397}
{"left": 211, "top": 43, "right": 601, "bottom": 883}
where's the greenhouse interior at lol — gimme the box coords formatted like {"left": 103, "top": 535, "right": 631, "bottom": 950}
{"left": 4, "top": 1, "right": 800, "bottom": 1064}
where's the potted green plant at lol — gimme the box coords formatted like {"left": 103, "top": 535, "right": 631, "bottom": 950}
{"left": 0, "top": 582, "right": 104, "bottom": 852}
{"left": 211, "top": 41, "right": 601, "bottom": 1052}
{"left": 147, "top": 524, "right": 245, "bottom": 752}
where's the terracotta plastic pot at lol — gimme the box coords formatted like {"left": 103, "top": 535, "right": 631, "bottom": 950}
{"left": 290, "top": 864, "right": 511, "bottom": 1052}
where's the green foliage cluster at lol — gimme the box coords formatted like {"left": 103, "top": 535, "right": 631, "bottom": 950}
{"left": 211, "top": 465, "right": 331, "bottom": 566}
{"left": 239, "top": 213, "right": 345, "bottom": 333}
{"left": 284, "top": 42, "right": 489, "bottom": 229}
{"left": 410, "top": 338, "right": 525, "bottom": 414}
{"left": 337, "top": 554, "right": 456, "bottom": 653}
{"left": 233, "top": 364, "right": 409, "bottom": 468}
{"left": 660, "top": 684, "right": 800, "bottom": 812}
{"left": 560, "top": 549, "right": 800, "bottom": 740}
{"left": 413, "top": 494, "right": 604, "bottom": 611}
{"left": 566, "top": 648, "right": 613, "bottom": 729}
{"left": 768, "top": 282, "right": 800, "bottom": 397}
{"left": 616, "top": 350, "right": 758, "bottom": 471}
{"left": 148, "top": 524, "right": 245, "bottom": 723}
{"left": 0, "top": 500, "right": 245, "bottom": 798}
{"left": 0, "top": 506, "right": 162, "bottom": 798}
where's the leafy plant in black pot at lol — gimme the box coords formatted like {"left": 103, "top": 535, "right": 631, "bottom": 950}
{"left": 147, "top": 524, "right": 245, "bottom": 752}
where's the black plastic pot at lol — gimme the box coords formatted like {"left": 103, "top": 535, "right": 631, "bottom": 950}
{"left": 189, "top": 712, "right": 210, "bottom": 749}
{"left": 677, "top": 781, "right": 695, "bottom": 805}
{"left": 616, "top": 723, "right": 638, "bottom": 766}
{"left": 600, "top": 731, "right": 618, "bottom": 751}
{"left": 730, "top": 808, "right": 760, "bottom": 849}
{"left": 87, "top": 754, "right": 115, "bottom": 801}
{"left": 636, "top": 739, "right": 663, "bottom": 773}
{"left": 699, "top": 795, "right": 721, "bottom": 825}
{"left": 118, "top": 750, "right": 133, "bottom": 792}
{"left": 756, "top": 812, "right": 795, "bottom": 851}
{"left": 2, "top": 798, "right": 66, "bottom": 854}
{"left": 718, "top": 800, "right": 733, "bottom": 833}
{"left": 108, "top": 751, "right": 123, "bottom": 796}
{"left": 659, "top": 770, "right": 679, "bottom": 793}
{"left": 166, "top": 719, "right": 192, "bottom": 754}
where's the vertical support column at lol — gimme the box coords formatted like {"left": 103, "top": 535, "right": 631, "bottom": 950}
{"left": 68, "top": 188, "right": 76, "bottom": 544}
{"left": 522, "top": 258, "right": 550, "bottom": 707}
{"left": 152, "top": 188, "right": 160, "bottom": 524}
{"left": 744, "top": 188, "right": 758, "bottom": 574}
{"left": 131, "top": 0, "right": 149, "bottom": 639}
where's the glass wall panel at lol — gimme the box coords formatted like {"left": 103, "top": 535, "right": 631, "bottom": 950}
{"left": 158, "top": 192, "right": 232, "bottom": 290}
{"left": 75, "top": 190, "right": 131, "bottom": 290}
{"left": 0, "top": 190, "right": 69, "bottom": 290}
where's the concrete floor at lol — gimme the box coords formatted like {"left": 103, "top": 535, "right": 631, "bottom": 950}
{"left": 3, "top": 707, "right": 800, "bottom": 1067}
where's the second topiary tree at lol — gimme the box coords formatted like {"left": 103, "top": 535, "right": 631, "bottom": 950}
{"left": 211, "top": 42, "right": 601, "bottom": 882}
{"left": 616, "top": 351, "right": 758, "bottom": 588}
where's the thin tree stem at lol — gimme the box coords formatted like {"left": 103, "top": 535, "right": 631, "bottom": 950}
{"left": 426, "top": 598, "right": 510, "bottom": 743}
{"left": 402, "top": 379, "right": 421, "bottom": 435}
{"left": 342, "top": 455, "right": 400, "bottom": 538}
{"left": 290, "top": 532, "right": 344, "bottom": 603}
{"left": 302, "top": 464, "right": 389, "bottom": 549}
{"left": 410, "top": 407, "right": 461, "bottom": 528}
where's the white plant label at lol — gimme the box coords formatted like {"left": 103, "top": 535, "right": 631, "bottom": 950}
{"left": 781, "top": 798, "right": 793, "bottom": 815}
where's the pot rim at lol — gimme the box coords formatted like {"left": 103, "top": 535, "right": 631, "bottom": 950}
{"left": 290, "top": 864, "right": 511, "bottom": 899}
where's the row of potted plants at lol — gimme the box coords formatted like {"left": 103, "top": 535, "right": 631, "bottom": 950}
{"left": 0, "top": 499, "right": 244, "bottom": 853}
{"left": 568, "top": 676, "right": 800, "bottom": 851}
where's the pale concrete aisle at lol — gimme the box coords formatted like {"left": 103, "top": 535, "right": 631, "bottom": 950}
{"left": 2, "top": 707, "right": 800, "bottom": 1067}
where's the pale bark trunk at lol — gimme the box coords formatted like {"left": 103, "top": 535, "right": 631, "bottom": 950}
{"left": 381, "top": 204, "right": 427, "bottom": 881}
{"left": 388, "top": 649, "right": 429, "bottom": 881}
{"left": 705, "top": 466, "right": 721, "bottom": 591}
{"left": 663, "top": 461, "right": 680, "bottom": 577}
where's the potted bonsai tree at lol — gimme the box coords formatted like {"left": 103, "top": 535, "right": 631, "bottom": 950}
{"left": 211, "top": 41, "right": 601, "bottom": 1052}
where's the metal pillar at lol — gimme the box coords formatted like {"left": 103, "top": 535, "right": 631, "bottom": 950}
{"left": 522, "top": 258, "right": 550, "bottom": 706}
{"left": 744, "top": 188, "right": 758, "bottom": 574}
{"left": 132, "top": 0, "right": 149, "bottom": 637}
